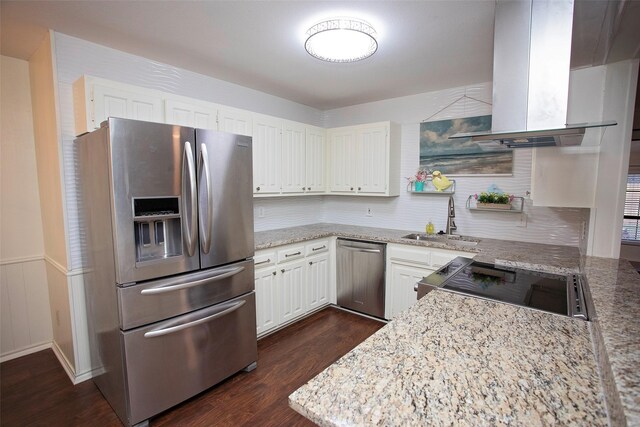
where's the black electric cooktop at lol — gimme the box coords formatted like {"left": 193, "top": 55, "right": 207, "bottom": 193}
{"left": 421, "top": 257, "right": 587, "bottom": 319}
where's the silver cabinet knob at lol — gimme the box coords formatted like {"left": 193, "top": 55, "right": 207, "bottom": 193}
{"left": 281, "top": 269, "right": 285, "bottom": 274}
{"left": 256, "top": 186, "right": 260, "bottom": 191}
{"left": 309, "top": 261, "right": 313, "bottom": 266}
{"left": 350, "top": 187, "right": 354, "bottom": 191}
{"left": 302, "top": 187, "right": 306, "bottom": 191}
{"left": 358, "top": 187, "right": 361, "bottom": 191}
{"left": 272, "top": 271, "right": 276, "bottom": 276}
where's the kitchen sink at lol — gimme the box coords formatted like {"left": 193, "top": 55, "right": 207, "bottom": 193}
{"left": 400, "top": 233, "right": 479, "bottom": 247}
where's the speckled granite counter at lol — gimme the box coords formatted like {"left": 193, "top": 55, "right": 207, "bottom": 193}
{"left": 255, "top": 223, "right": 639, "bottom": 426}
{"left": 255, "top": 223, "right": 581, "bottom": 273}
{"left": 290, "top": 292, "right": 607, "bottom": 426}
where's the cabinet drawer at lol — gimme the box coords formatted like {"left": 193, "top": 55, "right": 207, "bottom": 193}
{"left": 388, "top": 244, "right": 431, "bottom": 267}
{"left": 305, "top": 239, "right": 329, "bottom": 256}
{"left": 277, "top": 245, "right": 305, "bottom": 263}
{"left": 254, "top": 251, "right": 276, "bottom": 268}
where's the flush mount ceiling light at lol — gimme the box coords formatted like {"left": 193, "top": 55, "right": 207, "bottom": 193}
{"left": 305, "top": 17, "right": 378, "bottom": 62}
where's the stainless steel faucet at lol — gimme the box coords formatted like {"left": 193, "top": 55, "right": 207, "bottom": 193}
{"left": 446, "top": 196, "right": 457, "bottom": 235}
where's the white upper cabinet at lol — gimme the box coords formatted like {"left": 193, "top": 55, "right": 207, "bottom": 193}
{"left": 252, "top": 114, "right": 283, "bottom": 195}
{"left": 73, "top": 76, "right": 163, "bottom": 135}
{"left": 357, "top": 124, "right": 389, "bottom": 194}
{"left": 305, "top": 126, "right": 327, "bottom": 193}
{"left": 328, "top": 121, "right": 400, "bottom": 197}
{"left": 164, "top": 97, "right": 217, "bottom": 129}
{"left": 218, "top": 106, "right": 253, "bottom": 137}
{"left": 328, "top": 128, "right": 358, "bottom": 193}
{"left": 281, "top": 120, "right": 307, "bottom": 193}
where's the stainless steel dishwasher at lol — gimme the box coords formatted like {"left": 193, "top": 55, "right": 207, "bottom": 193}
{"left": 336, "top": 238, "right": 386, "bottom": 318}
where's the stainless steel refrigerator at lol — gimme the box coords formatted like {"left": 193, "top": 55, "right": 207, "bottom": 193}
{"left": 76, "top": 118, "right": 257, "bottom": 427}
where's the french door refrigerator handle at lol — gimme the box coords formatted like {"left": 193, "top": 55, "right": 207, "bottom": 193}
{"left": 143, "top": 299, "right": 246, "bottom": 338}
{"left": 181, "top": 141, "right": 198, "bottom": 256}
{"left": 140, "top": 266, "right": 246, "bottom": 295}
{"left": 198, "top": 143, "right": 213, "bottom": 254}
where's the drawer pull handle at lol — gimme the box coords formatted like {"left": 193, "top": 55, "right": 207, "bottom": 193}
{"left": 144, "top": 300, "right": 246, "bottom": 338}
{"left": 255, "top": 258, "right": 271, "bottom": 266}
{"left": 285, "top": 252, "right": 301, "bottom": 257}
{"left": 312, "top": 245, "right": 326, "bottom": 251}
{"left": 141, "top": 266, "right": 245, "bottom": 295}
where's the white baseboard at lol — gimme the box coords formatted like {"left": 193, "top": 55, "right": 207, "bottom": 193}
{"left": 0, "top": 341, "right": 52, "bottom": 363}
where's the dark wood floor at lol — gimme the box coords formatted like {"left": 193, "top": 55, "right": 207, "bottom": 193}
{"left": 1, "top": 307, "right": 384, "bottom": 426}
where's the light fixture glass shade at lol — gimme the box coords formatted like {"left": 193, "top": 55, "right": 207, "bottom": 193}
{"left": 305, "top": 17, "right": 377, "bottom": 62}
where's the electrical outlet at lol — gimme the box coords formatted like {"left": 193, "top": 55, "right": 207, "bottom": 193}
{"left": 258, "top": 207, "right": 265, "bottom": 218}
{"left": 366, "top": 207, "right": 373, "bottom": 217}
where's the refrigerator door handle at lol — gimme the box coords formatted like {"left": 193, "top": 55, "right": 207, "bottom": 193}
{"left": 181, "top": 141, "right": 197, "bottom": 256}
{"left": 140, "top": 266, "right": 246, "bottom": 295}
{"left": 143, "top": 299, "right": 246, "bottom": 338}
{"left": 199, "top": 143, "right": 213, "bottom": 254}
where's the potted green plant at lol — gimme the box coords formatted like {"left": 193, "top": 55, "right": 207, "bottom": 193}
{"left": 474, "top": 191, "right": 514, "bottom": 210}
{"left": 406, "top": 168, "right": 430, "bottom": 191}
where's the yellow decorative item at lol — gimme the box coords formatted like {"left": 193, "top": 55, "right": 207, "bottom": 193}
{"left": 426, "top": 221, "right": 435, "bottom": 235}
{"left": 431, "top": 171, "right": 453, "bottom": 192}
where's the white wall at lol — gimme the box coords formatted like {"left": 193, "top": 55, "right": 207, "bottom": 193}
{"left": 0, "top": 55, "right": 53, "bottom": 361}
{"left": 321, "top": 83, "right": 588, "bottom": 246}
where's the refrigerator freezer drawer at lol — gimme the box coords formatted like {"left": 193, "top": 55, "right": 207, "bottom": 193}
{"left": 122, "top": 292, "right": 257, "bottom": 425}
{"left": 118, "top": 259, "right": 254, "bottom": 330}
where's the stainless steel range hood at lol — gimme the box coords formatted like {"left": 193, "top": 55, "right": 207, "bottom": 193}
{"left": 450, "top": 0, "right": 616, "bottom": 148}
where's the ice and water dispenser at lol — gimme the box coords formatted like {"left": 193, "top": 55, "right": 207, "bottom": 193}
{"left": 133, "top": 197, "right": 183, "bottom": 265}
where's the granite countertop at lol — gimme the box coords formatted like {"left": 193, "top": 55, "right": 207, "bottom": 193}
{"left": 254, "top": 223, "right": 638, "bottom": 425}
{"left": 255, "top": 223, "right": 581, "bottom": 274}
{"left": 289, "top": 292, "right": 608, "bottom": 426}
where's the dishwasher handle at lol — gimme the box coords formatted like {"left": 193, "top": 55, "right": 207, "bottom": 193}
{"left": 339, "top": 245, "right": 382, "bottom": 254}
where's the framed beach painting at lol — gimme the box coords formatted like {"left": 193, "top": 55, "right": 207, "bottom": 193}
{"left": 419, "top": 115, "right": 513, "bottom": 175}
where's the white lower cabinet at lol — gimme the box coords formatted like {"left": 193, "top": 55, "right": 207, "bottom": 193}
{"left": 255, "top": 265, "right": 279, "bottom": 336}
{"left": 254, "top": 239, "right": 332, "bottom": 337}
{"left": 280, "top": 259, "right": 306, "bottom": 323}
{"left": 307, "top": 253, "right": 330, "bottom": 311}
{"left": 389, "top": 263, "right": 435, "bottom": 319}
{"left": 385, "top": 244, "right": 475, "bottom": 319}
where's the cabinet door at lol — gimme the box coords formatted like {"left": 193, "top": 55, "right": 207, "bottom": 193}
{"left": 164, "top": 99, "right": 217, "bottom": 129}
{"left": 279, "top": 259, "right": 306, "bottom": 323}
{"left": 357, "top": 125, "right": 388, "bottom": 194}
{"left": 328, "top": 129, "right": 357, "bottom": 193}
{"left": 281, "top": 121, "right": 307, "bottom": 194}
{"left": 93, "top": 84, "right": 163, "bottom": 127}
{"left": 307, "top": 253, "right": 330, "bottom": 311}
{"left": 218, "top": 106, "right": 253, "bottom": 137}
{"left": 389, "top": 263, "right": 434, "bottom": 319}
{"left": 305, "top": 126, "right": 327, "bottom": 193}
{"left": 252, "top": 115, "right": 282, "bottom": 195}
{"left": 255, "top": 266, "right": 279, "bottom": 336}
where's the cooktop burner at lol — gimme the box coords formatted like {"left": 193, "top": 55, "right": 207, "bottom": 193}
{"left": 420, "top": 257, "right": 588, "bottom": 320}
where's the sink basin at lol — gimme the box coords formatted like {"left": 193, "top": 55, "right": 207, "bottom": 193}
{"left": 400, "top": 233, "right": 479, "bottom": 247}
{"left": 401, "top": 233, "right": 439, "bottom": 242}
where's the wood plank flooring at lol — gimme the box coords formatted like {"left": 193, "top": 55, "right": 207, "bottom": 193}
{"left": 1, "top": 307, "right": 384, "bottom": 427}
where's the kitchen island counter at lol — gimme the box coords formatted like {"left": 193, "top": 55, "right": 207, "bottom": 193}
{"left": 289, "top": 291, "right": 607, "bottom": 426}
